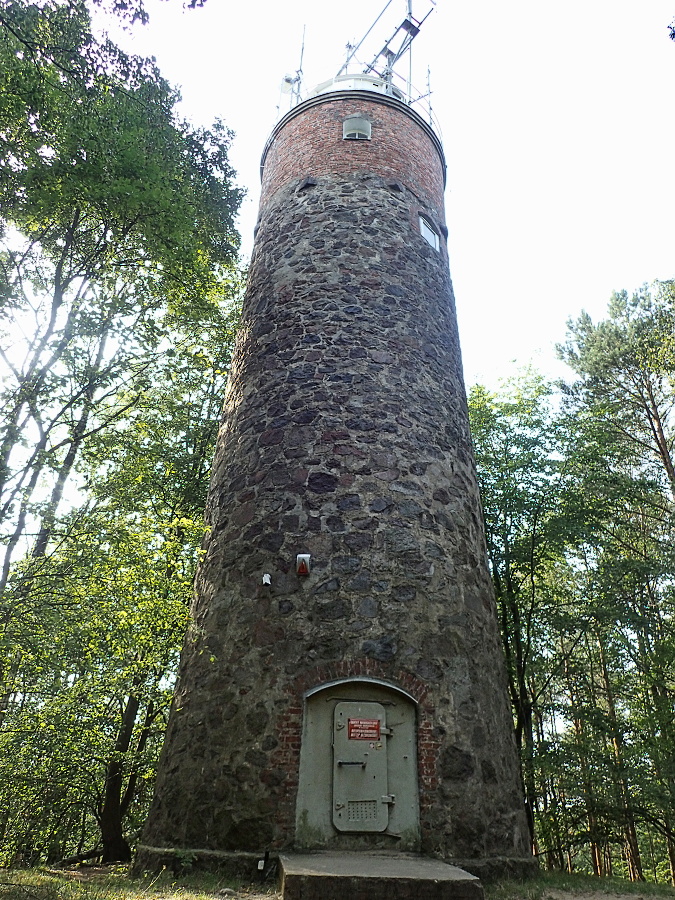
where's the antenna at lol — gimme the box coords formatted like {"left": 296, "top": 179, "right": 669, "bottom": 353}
{"left": 277, "top": 1, "right": 440, "bottom": 134}
{"left": 278, "top": 26, "right": 306, "bottom": 112}
{"left": 336, "top": 0, "right": 395, "bottom": 77}
{"left": 426, "top": 66, "right": 433, "bottom": 126}
{"left": 296, "top": 25, "right": 306, "bottom": 104}
{"left": 336, "top": 1, "right": 436, "bottom": 105}
{"left": 363, "top": 6, "right": 434, "bottom": 90}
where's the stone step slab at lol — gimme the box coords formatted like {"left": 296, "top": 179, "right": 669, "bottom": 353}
{"left": 279, "top": 852, "right": 484, "bottom": 900}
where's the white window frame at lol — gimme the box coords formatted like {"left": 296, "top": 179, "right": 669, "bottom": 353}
{"left": 419, "top": 214, "right": 440, "bottom": 251}
{"left": 343, "top": 116, "right": 372, "bottom": 141}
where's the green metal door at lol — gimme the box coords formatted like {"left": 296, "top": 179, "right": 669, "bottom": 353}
{"left": 332, "top": 701, "right": 390, "bottom": 832}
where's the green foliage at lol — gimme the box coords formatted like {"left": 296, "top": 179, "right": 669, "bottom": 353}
{"left": 0, "top": 308, "right": 240, "bottom": 864}
{"left": 469, "top": 372, "right": 583, "bottom": 583}
{"left": 469, "top": 372, "right": 591, "bottom": 838}
{"left": 0, "top": 0, "right": 242, "bottom": 865}
{"left": 0, "top": 0, "right": 242, "bottom": 590}
{"left": 470, "top": 285, "right": 675, "bottom": 882}
{"left": 0, "top": 0, "right": 241, "bottom": 311}
{"left": 558, "top": 283, "right": 675, "bottom": 498}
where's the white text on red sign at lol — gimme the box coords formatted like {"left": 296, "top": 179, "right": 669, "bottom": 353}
{"left": 348, "top": 718, "right": 381, "bottom": 740}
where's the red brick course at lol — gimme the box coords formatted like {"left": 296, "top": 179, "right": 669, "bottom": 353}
{"left": 260, "top": 91, "right": 446, "bottom": 225}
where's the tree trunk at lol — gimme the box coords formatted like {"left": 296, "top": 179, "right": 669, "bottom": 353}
{"left": 496, "top": 576, "right": 537, "bottom": 845}
{"left": 666, "top": 832, "right": 675, "bottom": 887}
{"left": 596, "top": 635, "right": 644, "bottom": 881}
{"left": 99, "top": 693, "right": 140, "bottom": 863}
{"left": 563, "top": 648, "right": 603, "bottom": 875}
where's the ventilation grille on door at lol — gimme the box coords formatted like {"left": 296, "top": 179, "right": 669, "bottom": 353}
{"left": 348, "top": 800, "right": 378, "bottom": 822}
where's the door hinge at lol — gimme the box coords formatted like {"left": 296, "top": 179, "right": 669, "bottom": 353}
{"left": 381, "top": 794, "right": 396, "bottom": 804}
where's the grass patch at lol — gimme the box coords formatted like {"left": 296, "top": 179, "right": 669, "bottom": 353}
{"left": 0, "top": 868, "right": 277, "bottom": 900}
{"left": 485, "top": 871, "right": 675, "bottom": 900}
{"left": 3, "top": 866, "right": 674, "bottom": 900}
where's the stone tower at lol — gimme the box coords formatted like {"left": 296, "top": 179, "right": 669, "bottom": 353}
{"left": 136, "top": 71, "right": 532, "bottom": 878}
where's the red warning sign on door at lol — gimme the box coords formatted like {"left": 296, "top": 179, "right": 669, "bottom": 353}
{"left": 348, "top": 718, "right": 381, "bottom": 740}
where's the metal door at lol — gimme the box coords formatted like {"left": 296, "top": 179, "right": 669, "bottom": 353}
{"left": 332, "top": 701, "right": 391, "bottom": 832}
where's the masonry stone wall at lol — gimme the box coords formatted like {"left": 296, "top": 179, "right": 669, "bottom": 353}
{"left": 136, "top": 92, "right": 532, "bottom": 875}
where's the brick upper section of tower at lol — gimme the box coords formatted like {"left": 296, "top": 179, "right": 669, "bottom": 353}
{"left": 260, "top": 93, "right": 447, "bottom": 224}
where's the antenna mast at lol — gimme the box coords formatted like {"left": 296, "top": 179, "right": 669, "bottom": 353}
{"left": 336, "top": 1, "right": 435, "bottom": 105}
{"left": 279, "top": 25, "right": 306, "bottom": 110}
{"left": 336, "top": 0, "right": 395, "bottom": 77}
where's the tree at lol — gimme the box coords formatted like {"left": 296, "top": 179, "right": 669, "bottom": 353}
{"left": 558, "top": 284, "right": 675, "bottom": 501}
{"left": 468, "top": 320, "right": 675, "bottom": 879}
{"left": 0, "top": 0, "right": 242, "bottom": 862}
{"left": 0, "top": 306, "right": 241, "bottom": 864}
{"left": 468, "top": 373, "right": 586, "bottom": 844}
{"left": 553, "top": 283, "right": 675, "bottom": 881}
{"left": 0, "top": 0, "right": 240, "bottom": 680}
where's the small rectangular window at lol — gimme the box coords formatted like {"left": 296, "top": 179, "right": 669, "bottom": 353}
{"left": 419, "top": 215, "right": 440, "bottom": 251}
{"left": 343, "top": 116, "right": 371, "bottom": 140}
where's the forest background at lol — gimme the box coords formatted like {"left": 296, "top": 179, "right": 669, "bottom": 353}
{"left": 1, "top": 0, "right": 675, "bottom": 886}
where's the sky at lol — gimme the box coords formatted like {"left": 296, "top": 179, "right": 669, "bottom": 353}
{"left": 103, "top": 0, "right": 675, "bottom": 389}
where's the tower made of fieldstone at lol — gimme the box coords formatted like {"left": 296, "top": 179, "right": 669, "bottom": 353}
{"left": 137, "top": 74, "right": 533, "bottom": 878}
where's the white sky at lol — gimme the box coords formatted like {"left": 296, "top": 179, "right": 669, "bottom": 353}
{"left": 105, "top": 0, "right": 675, "bottom": 389}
